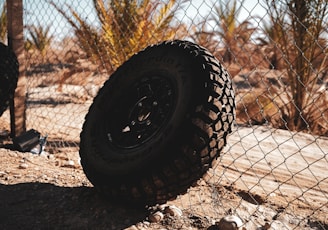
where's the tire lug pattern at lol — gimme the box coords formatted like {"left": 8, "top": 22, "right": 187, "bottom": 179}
{"left": 80, "top": 40, "right": 235, "bottom": 205}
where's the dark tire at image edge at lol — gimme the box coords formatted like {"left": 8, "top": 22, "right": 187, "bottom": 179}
{"left": 0, "top": 43, "right": 19, "bottom": 118}
{"left": 79, "top": 40, "right": 236, "bottom": 205}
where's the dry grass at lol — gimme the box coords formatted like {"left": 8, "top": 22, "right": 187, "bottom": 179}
{"left": 235, "top": 85, "right": 328, "bottom": 136}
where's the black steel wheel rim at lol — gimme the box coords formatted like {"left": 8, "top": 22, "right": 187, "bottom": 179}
{"left": 104, "top": 75, "right": 176, "bottom": 149}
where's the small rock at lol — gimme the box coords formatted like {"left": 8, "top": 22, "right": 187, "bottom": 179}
{"left": 135, "top": 222, "right": 143, "bottom": 229}
{"left": 39, "top": 151, "right": 49, "bottom": 158}
{"left": 217, "top": 215, "right": 243, "bottom": 230}
{"left": 63, "top": 160, "right": 75, "bottom": 168}
{"left": 8, "top": 152, "right": 18, "bottom": 157}
{"left": 164, "top": 205, "right": 182, "bottom": 217}
{"left": 158, "top": 204, "right": 167, "bottom": 211}
{"left": 19, "top": 163, "right": 29, "bottom": 169}
{"left": 148, "top": 211, "right": 164, "bottom": 223}
{"left": 48, "top": 154, "right": 55, "bottom": 160}
{"left": 142, "top": 221, "right": 150, "bottom": 227}
{"left": 77, "top": 157, "right": 81, "bottom": 165}
{"left": 135, "top": 222, "right": 149, "bottom": 229}
{"left": 262, "top": 222, "right": 271, "bottom": 230}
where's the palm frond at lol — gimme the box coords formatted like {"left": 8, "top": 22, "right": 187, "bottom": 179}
{"left": 26, "top": 24, "right": 53, "bottom": 58}
{"left": 52, "top": 0, "right": 182, "bottom": 72}
{"left": 208, "top": 0, "right": 255, "bottom": 63}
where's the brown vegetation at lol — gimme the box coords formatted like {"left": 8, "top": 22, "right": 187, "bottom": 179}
{"left": 51, "top": 0, "right": 184, "bottom": 73}
{"left": 14, "top": 0, "right": 328, "bottom": 137}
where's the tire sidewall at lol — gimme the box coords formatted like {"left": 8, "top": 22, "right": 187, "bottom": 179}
{"left": 0, "top": 43, "right": 19, "bottom": 117}
{"left": 80, "top": 44, "right": 203, "bottom": 177}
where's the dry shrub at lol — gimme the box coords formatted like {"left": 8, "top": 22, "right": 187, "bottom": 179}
{"left": 236, "top": 78, "right": 328, "bottom": 136}
{"left": 301, "top": 90, "right": 328, "bottom": 136}
{"left": 236, "top": 89, "right": 283, "bottom": 127}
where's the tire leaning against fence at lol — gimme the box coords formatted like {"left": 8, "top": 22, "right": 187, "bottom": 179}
{"left": 0, "top": 42, "right": 19, "bottom": 117}
{"left": 79, "top": 40, "right": 235, "bottom": 205}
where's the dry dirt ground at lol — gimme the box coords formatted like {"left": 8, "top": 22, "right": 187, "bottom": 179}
{"left": 0, "top": 71, "right": 327, "bottom": 229}
{"left": 0, "top": 121, "right": 327, "bottom": 229}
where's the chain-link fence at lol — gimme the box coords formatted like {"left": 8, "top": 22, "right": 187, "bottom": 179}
{"left": 0, "top": 0, "right": 327, "bottom": 229}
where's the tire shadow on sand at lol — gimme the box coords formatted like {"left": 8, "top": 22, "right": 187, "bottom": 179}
{"left": 0, "top": 183, "right": 147, "bottom": 229}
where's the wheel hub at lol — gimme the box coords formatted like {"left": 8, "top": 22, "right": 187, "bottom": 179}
{"left": 131, "top": 96, "right": 155, "bottom": 125}
{"left": 107, "top": 76, "right": 175, "bottom": 149}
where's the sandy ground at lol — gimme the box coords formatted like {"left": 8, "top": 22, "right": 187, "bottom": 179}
{"left": 0, "top": 81, "right": 327, "bottom": 229}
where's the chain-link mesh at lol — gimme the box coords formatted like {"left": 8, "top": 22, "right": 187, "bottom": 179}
{"left": 0, "top": 0, "right": 327, "bottom": 229}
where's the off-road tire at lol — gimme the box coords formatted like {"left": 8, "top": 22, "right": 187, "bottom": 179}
{"left": 80, "top": 40, "right": 235, "bottom": 205}
{"left": 0, "top": 43, "right": 19, "bottom": 117}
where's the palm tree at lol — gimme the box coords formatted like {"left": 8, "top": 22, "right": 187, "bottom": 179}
{"left": 257, "top": 17, "right": 288, "bottom": 70}
{"left": 264, "top": 0, "right": 328, "bottom": 134}
{"left": 51, "top": 0, "right": 183, "bottom": 73}
{"left": 288, "top": 0, "right": 328, "bottom": 132}
{"left": 210, "top": 0, "right": 255, "bottom": 63}
{"left": 26, "top": 24, "right": 54, "bottom": 62}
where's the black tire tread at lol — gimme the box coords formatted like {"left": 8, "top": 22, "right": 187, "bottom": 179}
{"left": 80, "top": 40, "right": 235, "bottom": 205}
